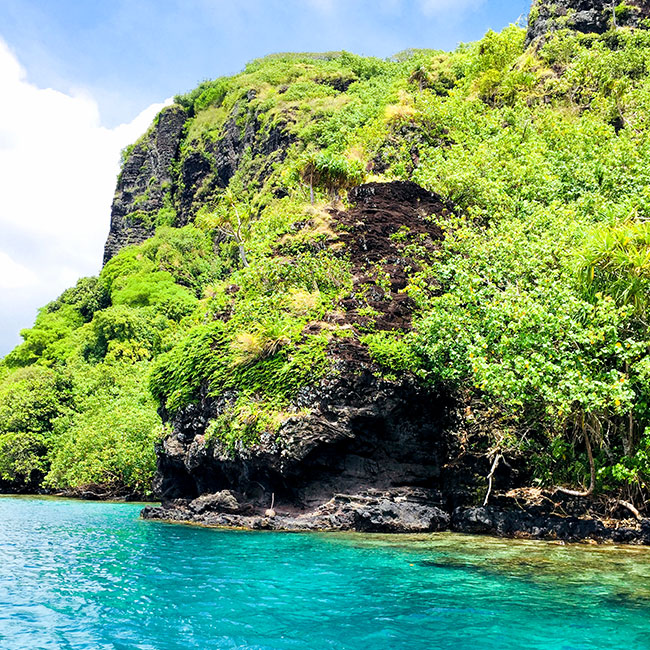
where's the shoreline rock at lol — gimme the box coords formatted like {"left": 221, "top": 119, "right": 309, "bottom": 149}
{"left": 141, "top": 489, "right": 650, "bottom": 545}
{"left": 144, "top": 181, "right": 649, "bottom": 547}
{"left": 451, "top": 505, "right": 650, "bottom": 545}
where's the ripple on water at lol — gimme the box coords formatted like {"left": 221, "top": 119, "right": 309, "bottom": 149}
{"left": 1, "top": 496, "right": 650, "bottom": 650}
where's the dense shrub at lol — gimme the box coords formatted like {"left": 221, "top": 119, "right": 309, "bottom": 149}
{"left": 0, "top": 367, "right": 72, "bottom": 487}
{"left": 46, "top": 362, "right": 160, "bottom": 495}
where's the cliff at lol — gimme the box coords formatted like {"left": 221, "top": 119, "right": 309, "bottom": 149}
{"left": 103, "top": 105, "right": 186, "bottom": 264}
{"left": 3, "top": 2, "right": 650, "bottom": 541}
{"left": 103, "top": 90, "right": 294, "bottom": 264}
{"left": 146, "top": 182, "right": 487, "bottom": 533}
{"left": 527, "top": 0, "right": 650, "bottom": 42}
{"left": 144, "top": 182, "right": 650, "bottom": 542}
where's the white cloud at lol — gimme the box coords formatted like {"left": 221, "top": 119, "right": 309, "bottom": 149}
{"left": 0, "top": 251, "right": 37, "bottom": 289}
{"left": 0, "top": 38, "right": 170, "bottom": 356}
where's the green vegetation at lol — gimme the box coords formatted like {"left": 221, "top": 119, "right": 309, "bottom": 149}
{"left": 296, "top": 150, "right": 365, "bottom": 202}
{"left": 3, "top": 18, "right": 650, "bottom": 511}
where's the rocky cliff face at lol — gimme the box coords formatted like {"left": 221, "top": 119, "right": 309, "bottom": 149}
{"left": 102, "top": 95, "right": 294, "bottom": 263}
{"left": 527, "top": 0, "right": 650, "bottom": 43}
{"left": 103, "top": 105, "right": 186, "bottom": 264}
{"left": 144, "top": 349, "right": 650, "bottom": 541}
{"left": 101, "top": 39, "right": 650, "bottom": 542}
{"left": 149, "top": 365, "right": 469, "bottom": 532}
{"left": 142, "top": 180, "right": 650, "bottom": 541}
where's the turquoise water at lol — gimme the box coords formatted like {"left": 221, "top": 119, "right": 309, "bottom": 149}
{"left": 2, "top": 497, "right": 650, "bottom": 650}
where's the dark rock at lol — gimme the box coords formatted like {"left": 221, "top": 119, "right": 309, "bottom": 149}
{"left": 307, "top": 488, "right": 450, "bottom": 532}
{"left": 142, "top": 499, "right": 192, "bottom": 522}
{"left": 316, "top": 75, "right": 356, "bottom": 93}
{"left": 152, "top": 361, "right": 468, "bottom": 510}
{"left": 145, "top": 181, "right": 518, "bottom": 535}
{"left": 176, "top": 104, "right": 294, "bottom": 224}
{"left": 189, "top": 490, "right": 242, "bottom": 514}
{"left": 143, "top": 494, "right": 650, "bottom": 542}
{"left": 143, "top": 487, "right": 450, "bottom": 533}
{"left": 641, "top": 519, "right": 650, "bottom": 544}
{"left": 332, "top": 181, "right": 450, "bottom": 332}
{"left": 452, "top": 506, "right": 650, "bottom": 545}
{"left": 175, "top": 149, "right": 214, "bottom": 226}
{"left": 103, "top": 105, "right": 187, "bottom": 263}
{"left": 527, "top": 0, "right": 650, "bottom": 44}
{"left": 103, "top": 96, "right": 294, "bottom": 262}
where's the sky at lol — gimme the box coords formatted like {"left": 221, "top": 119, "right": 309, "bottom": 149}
{"left": 0, "top": 0, "right": 530, "bottom": 356}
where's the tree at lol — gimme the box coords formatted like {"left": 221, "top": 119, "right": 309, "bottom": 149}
{"left": 0, "top": 367, "right": 72, "bottom": 489}
{"left": 216, "top": 188, "right": 251, "bottom": 268}
{"left": 298, "top": 151, "right": 365, "bottom": 203}
{"left": 409, "top": 64, "right": 432, "bottom": 92}
{"left": 577, "top": 220, "right": 650, "bottom": 317}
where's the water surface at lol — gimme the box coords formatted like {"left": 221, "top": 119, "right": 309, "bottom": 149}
{"left": 2, "top": 496, "right": 649, "bottom": 649}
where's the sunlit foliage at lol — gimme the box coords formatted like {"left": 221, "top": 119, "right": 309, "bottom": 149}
{"left": 3, "top": 22, "right": 650, "bottom": 505}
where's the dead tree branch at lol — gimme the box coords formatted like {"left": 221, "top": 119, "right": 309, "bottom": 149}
{"left": 483, "top": 453, "right": 503, "bottom": 506}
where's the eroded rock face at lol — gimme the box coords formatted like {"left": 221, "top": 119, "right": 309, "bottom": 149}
{"left": 143, "top": 496, "right": 650, "bottom": 541}
{"left": 103, "top": 105, "right": 187, "bottom": 264}
{"left": 527, "top": 0, "right": 650, "bottom": 43}
{"left": 102, "top": 96, "right": 294, "bottom": 261}
{"left": 152, "top": 363, "right": 470, "bottom": 508}
{"left": 175, "top": 105, "right": 293, "bottom": 225}
{"left": 144, "top": 182, "right": 511, "bottom": 534}
{"left": 189, "top": 490, "right": 243, "bottom": 515}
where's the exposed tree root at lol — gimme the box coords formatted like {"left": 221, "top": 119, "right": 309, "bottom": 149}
{"left": 617, "top": 499, "right": 642, "bottom": 521}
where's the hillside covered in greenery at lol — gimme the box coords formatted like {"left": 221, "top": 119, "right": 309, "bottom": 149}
{"left": 2, "top": 5, "right": 650, "bottom": 520}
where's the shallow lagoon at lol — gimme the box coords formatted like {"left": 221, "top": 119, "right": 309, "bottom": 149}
{"left": 1, "top": 496, "right": 649, "bottom": 649}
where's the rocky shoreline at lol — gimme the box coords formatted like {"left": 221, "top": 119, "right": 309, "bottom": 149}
{"left": 142, "top": 487, "right": 650, "bottom": 545}
{"left": 138, "top": 181, "right": 650, "bottom": 546}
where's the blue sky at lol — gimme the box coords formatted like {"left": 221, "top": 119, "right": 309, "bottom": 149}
{"left": 0, "top": 0, "right": 531, "bottom": 356}
{"left": 1, "top": 0, "right": 529, "bottom": 125}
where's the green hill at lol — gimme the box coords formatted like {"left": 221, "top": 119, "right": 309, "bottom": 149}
{"left": 2, "top": 7, "right": 650, "bottom": 532}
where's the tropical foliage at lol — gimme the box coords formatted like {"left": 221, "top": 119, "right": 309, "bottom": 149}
{"left": 2, "top": 19, "right": 650, "bottom": 509}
